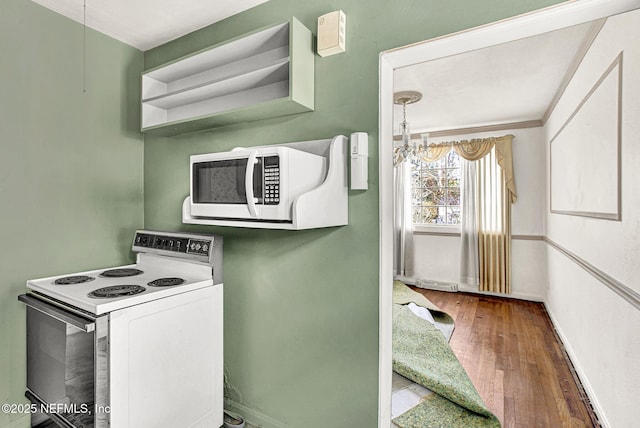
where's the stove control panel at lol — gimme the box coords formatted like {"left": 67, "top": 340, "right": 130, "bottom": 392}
{"left": 133, "top": 232, "right": 211, "bottom": 257}
{"left": 132, "top": 230, "right": 222, "bottom": 282}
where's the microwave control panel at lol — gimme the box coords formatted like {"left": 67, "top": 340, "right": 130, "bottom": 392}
{"left": 263, "top": 156, "right": 280, "bottom": 205}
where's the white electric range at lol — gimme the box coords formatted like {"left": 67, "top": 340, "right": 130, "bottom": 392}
{"left": 19, "top": 230, "right": 224, "bottom": 428}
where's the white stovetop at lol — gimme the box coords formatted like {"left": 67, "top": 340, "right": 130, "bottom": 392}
{"left": 27, "top": 254, "right": 215, "bottom": 315}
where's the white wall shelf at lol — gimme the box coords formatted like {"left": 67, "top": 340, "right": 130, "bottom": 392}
{"left": 182, "top": 135, "right": 349, "bottom": 230}
{"left": 141, "top": 18, "right": 314, "bottom": 136}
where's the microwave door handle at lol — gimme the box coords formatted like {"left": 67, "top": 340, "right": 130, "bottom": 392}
{"left": 245, "top": 151, "right": 258, "bottom": 217}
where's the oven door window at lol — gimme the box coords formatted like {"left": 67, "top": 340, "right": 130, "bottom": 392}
{"left": 26, "top": 307, "right": 95, "bottom": 426}
{"left": 193, "top": 158, "right": 263, "bottom": 204}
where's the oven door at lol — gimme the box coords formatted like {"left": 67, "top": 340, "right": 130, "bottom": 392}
{"left": 18, "top": 294, "right": 109, "bottom": 428}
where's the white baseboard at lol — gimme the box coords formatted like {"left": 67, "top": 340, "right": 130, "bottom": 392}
{"left": 393, "top": 275, "right": 416, "bottom": 285}
{"left": 458, "top": 284, "right": 544, "bottom": 302}
{"left": 543, "top": 303, "right": 610, "bottom": 428}
{"left": 396, "top": 276, "right": 458, "bottom": 292}
{"left": 415, "top": 279, "right": 458, "bottom": 292}
{"left": 224, "top": 399, "right": 288, "bottom": 428}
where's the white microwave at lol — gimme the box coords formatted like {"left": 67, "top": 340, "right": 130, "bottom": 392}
{"left": 190, "top": 146, "right": 327, "bottom": 221}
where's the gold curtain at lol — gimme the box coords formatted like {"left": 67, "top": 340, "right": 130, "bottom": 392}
{"left": 494, "top": 137, "right": 517, "bottom": 203}
{"left": 476, "top": 144, "right": 513, "bottom": 294}
{"left": 452, "top": 138, "right": 494, "bottom": 160}
{"left": 418, "top": 142, "right": 452, "bottom": 163}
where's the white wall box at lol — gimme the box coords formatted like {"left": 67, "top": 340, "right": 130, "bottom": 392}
{"left": 183, "top": 135, "right": 348, "bottom": 230}
{"left": 141, "top": 18, "right": 314, "bottom": 136}
{"left": 317, "top": 10, "right": 346, "bottom": 57}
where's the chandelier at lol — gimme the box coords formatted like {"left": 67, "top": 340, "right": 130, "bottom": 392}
{"left": 393, "top": 90, "right": 424, "bottom": 165}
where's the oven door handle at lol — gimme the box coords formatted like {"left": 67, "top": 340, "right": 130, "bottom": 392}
{"left": 18, "top": 294, "right": 95, "bottom": 332}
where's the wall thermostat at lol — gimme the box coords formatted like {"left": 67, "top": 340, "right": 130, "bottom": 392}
{"left": 317, "top": 10, "right": 346, "bottom": 57}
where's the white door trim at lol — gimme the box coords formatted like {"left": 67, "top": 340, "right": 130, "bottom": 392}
{"left": 377, "top": 1, "right": 640, "bottom": 426}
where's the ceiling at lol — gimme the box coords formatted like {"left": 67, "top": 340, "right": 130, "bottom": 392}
{"left": 31, "top": 0, "right": 270, "bottom": 51}
{"left": 393, "top": 21, "right": 597, "bottom": 136}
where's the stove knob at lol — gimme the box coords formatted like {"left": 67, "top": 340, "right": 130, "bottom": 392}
{"left": 196, "top": 243, "right": 202, "bottom": 251}
{"left": 202, "top": 244, "right": 209, "bottom": 252}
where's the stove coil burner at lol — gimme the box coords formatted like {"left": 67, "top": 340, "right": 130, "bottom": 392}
{"left": 88, "top": 285, "right": 146, "bottom": 299}
{"left": 101, "top": 268, "right": 144, "bottom": 278}
{"left": 148, "top": 277, "right": 185, "bottom": 287}
{"left": 54, "top": 275, "right": 95, "bottom": 285}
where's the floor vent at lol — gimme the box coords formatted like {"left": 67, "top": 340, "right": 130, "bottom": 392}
{"left": 415, "top": 279, "right": 458, "bottom": 292}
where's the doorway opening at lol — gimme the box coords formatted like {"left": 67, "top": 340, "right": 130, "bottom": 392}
{"left": 377, "top": 1, "right": 640, "bottom": 426}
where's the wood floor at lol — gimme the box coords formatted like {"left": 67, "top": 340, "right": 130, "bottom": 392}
{"left": 412, "top": 287, "right": 598, "bottom": 428}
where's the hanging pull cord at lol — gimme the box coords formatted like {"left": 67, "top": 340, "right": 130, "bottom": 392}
{"left": 83, "top": 0, "right": 87, "bottom": 93}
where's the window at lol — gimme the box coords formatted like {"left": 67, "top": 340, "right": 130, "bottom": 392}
{"left": 410, "top": 150, "right": 461, "bottom": 225}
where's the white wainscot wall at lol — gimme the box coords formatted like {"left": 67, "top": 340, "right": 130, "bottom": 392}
{"left": 546, "top": 248, "right": 640, "bottom": 428}
{"left": 412, "top": 235, "right": 547, "bottom": 301}
{"left": 544, "top": 9, "right": 640, "bottom": 291}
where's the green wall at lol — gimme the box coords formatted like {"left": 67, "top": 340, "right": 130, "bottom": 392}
{"left": 143, "top": 0, "right": 563, "bottom": 426}
{"left": 0, "top": 1, "right": 143, "bottom": 427}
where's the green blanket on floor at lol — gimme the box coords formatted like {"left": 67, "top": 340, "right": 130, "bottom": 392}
{"left": 392, "top": 283, "right": 500, "bottom": 428}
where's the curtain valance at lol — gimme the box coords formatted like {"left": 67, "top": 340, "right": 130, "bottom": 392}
{"left": 419, "top": 134, "right": 516, "bottom": 203}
